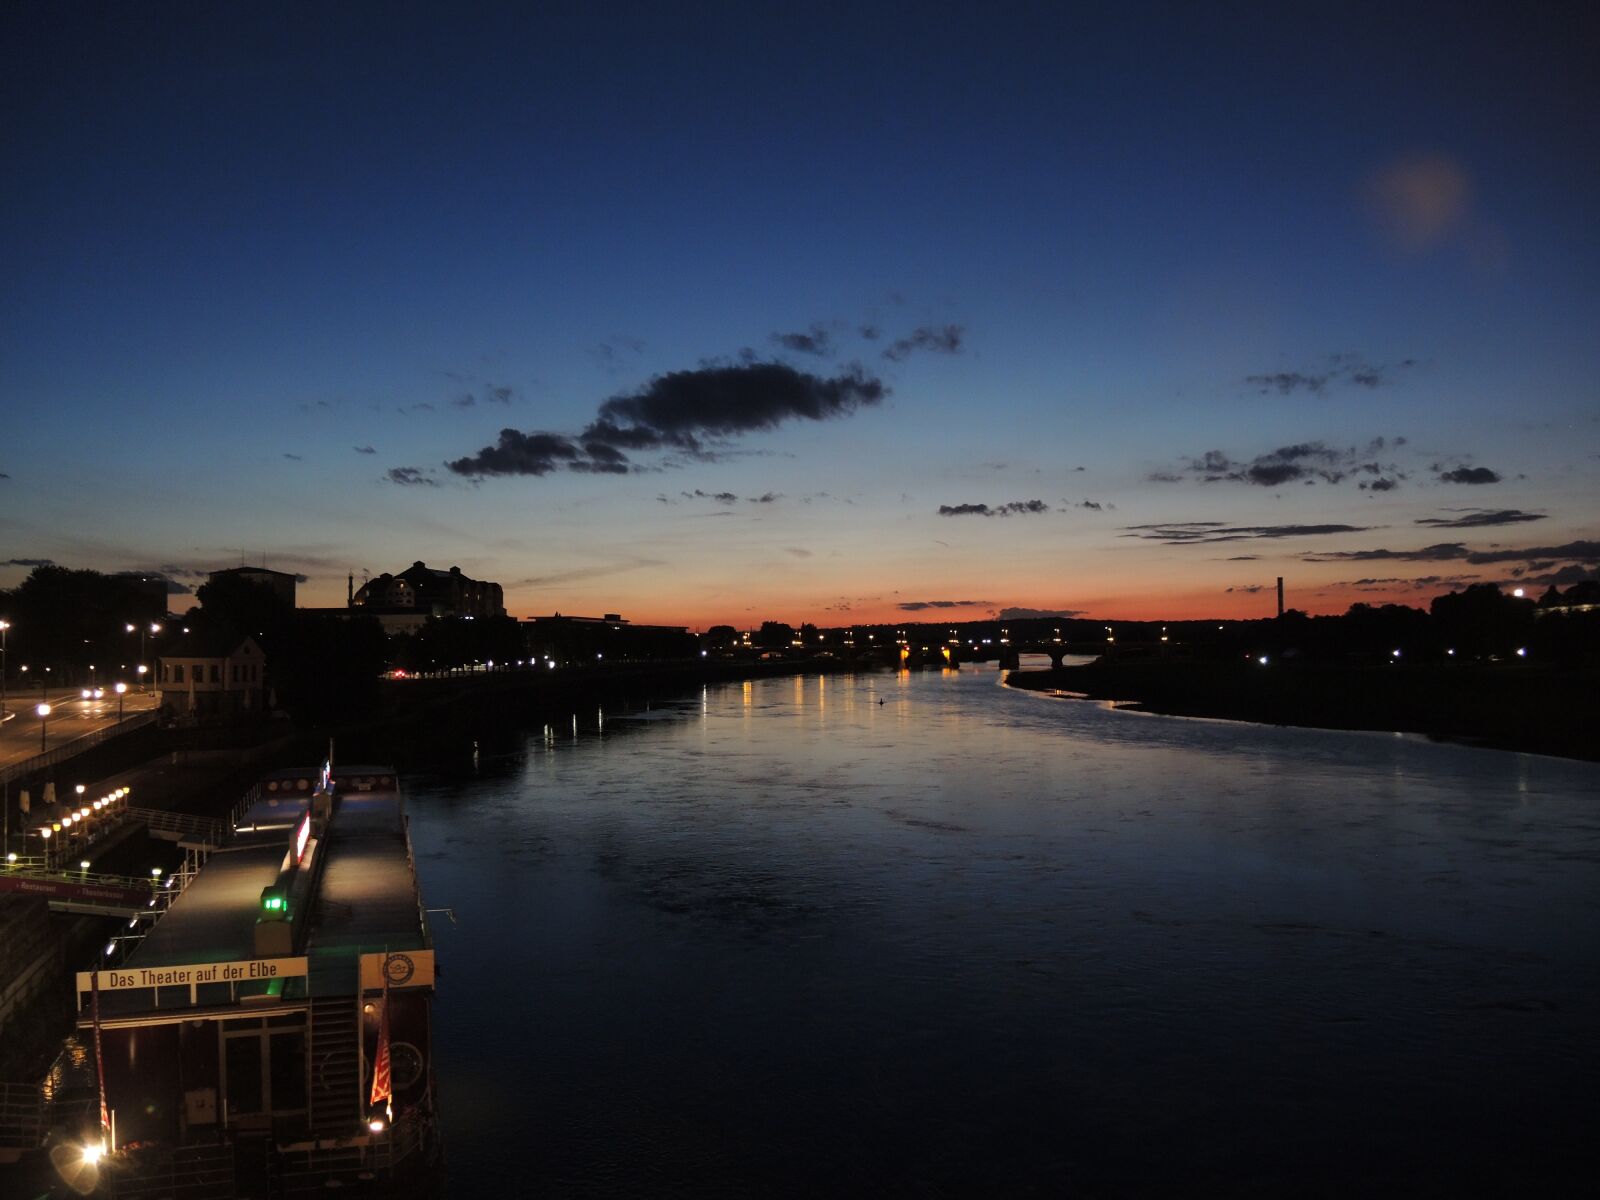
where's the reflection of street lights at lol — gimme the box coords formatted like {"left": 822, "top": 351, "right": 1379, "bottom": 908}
{"left": 114, "top": 682, "right": 127, "bottom": 720}
{"left": 35, "top": 702, "right": 51, "bottom": 751}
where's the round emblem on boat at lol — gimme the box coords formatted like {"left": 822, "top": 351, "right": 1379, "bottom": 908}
{"left": 384, "top": 953, "right": 415, "bottom": 985}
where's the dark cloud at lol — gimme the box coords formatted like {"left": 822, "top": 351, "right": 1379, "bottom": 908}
{"left": 573, "top": 441, "right": 631, "bottom": 474}
{"left": 897, "top": 599, "right": 992, "bottom": 611}
{"left": 1124, "top": 521, "right": 1372, "bottom": 544}
{"left": 353, "top": 445, "right": 377, "bottom": 455}
{"left": 1225, "top": 585, "right": 1266, "bottom": 594}
{"left": 447, "top": 431, "right": 581, "bottom": 477}
{"left": 297, "top": 399, "right": 333, "bottom": 413}
{"left": 858, "top": 324, "right": 881, "bottom": 341}
{"left": 1245, "top": 371, "right": 1332, "bottom": 396}
{"left": 457, "top": 356, "right": 883, "bottom": 480}
{"left": 937, "top": 500, "right": 1049, "bottom": 518}
{"left": 450, "top": 363, "right": 889, "bottom": 479}
{"left": 282, "top": 453, "right": 303, "bottom": 461}
{"left": 1225, "top": 555, "right": 1260, "bottom": 561}
{"left": 397, "top": 402, "right": 435, "bottom": 413}
{"left": 1303, "top": 543, "right": 1470, "bottom": 562}
{"left": 1463, "top": 540, "right": 1600, "bottom": 566}
{"left": 513, "top": 557, "right": 666, "bottom": 588}
{"left": 995, "top": 607, "right": 1088, "bottom": 620}
{"left": 1340, "top": 574, "right": 1479, "bottom": 591}
{"left": 386, "top": 466, "right": 439, "bottom": 487}
{"left": 1161, "top": 438, "right": 1407, "bottom": 488}
{"left": 587, "top": 362, "right": 884, "bottom": 453}
{"left": 6, "top": 557, "right": 56, "bottom": 567}
{"left": 783, "top": 547, "right": 812, "bottom": 558}
{"left": 1415, "top": 508, "right": 1545, "bottom": 529}
{"left": 1244, "top": 354, "right": 1415, "bottom": 395}
{"left": 883, "top": 324, "right": 964, "bottom": 362}
{"left": 669, "top": 488, "right": 781, "bottom": 505}
{"left": 487, "top": 385, "right": 513, "bottom": 405}
{"left": 1513, "top": 565, "right": 1596, "bottom": 586}
{"left": 1360, "top": 477, "right": 1399, "bottom": 491}
{"left": 568, "top": 456, "right": 630, "bottom": 475}
{"left": 452, "top": 394, "right": 476, "bottom": 408}
{"left": 1438, "top": 465, "right": 1502, "bottom": 484}
{"left": 1075, "top": 500, "right": 1106, "bottom": 511}
{"left": 771, "top": 324, "right": 833, "bottom": 356}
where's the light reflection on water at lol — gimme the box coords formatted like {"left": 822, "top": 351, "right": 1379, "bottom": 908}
{"left": 407, "top": 661, "right": 1600, "bottom": 1195}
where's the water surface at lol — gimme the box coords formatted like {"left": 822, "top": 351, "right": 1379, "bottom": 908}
{"left": 406, "top": 663, "right": 1600, "bottom": 1195}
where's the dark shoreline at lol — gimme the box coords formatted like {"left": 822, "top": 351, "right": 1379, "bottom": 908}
{"left": 1005, "top": 659, "right": 1600, "bottom": 763}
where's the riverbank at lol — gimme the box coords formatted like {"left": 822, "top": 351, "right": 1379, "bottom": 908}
{"left": 1006, "top": 658, "right": 1600, "bottom": 762}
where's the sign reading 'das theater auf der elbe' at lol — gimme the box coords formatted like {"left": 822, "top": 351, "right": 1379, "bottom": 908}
{"left": 77, "top": 956, "right": 309, "bottom": 994}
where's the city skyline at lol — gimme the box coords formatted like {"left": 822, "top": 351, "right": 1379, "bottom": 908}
{"left": 3, "top": 3, "right": 1596, "bottom": 628}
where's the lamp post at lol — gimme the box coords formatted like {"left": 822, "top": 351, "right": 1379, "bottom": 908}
{"left": 0, "top": 619, "right": 9, "bottom": 718}
{"left": 114, "top": 682, "right": 127, "bottom": 721}
{"left": 36, "top": 702, "right": 51, "bottom": 751}
{"left": 129, "top": 622, "right": 161, "bottom": 692}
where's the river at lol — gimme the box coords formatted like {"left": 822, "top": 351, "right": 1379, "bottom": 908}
{"left": 404, "top": 660, "right": 1600, "bottom": 1195}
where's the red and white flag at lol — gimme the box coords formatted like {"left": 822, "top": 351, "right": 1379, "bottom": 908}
{"left": 369, "top": 972, "right": 392, "bottom": 1109}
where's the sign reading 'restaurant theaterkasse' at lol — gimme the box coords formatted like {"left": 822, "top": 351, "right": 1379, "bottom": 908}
{"left": 77, "top": 956, "right": 308, "bottom": 994}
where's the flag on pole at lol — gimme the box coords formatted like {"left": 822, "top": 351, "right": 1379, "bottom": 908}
{"left": 369, "top": 963, "right": 392, "bottom": 1109}
{"left": 91, "top": 971, "right": 111, "bottom": 1143}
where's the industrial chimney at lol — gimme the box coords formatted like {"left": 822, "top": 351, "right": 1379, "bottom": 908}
{"left": 1277, "top": 576, "right": 1284, "bottom": 617}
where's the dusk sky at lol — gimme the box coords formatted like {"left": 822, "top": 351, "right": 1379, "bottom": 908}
{"left": 3, "top": 2, "right": 1596, "bottom": 627}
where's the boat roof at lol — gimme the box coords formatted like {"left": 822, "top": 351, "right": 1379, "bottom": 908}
{"left": 125, "top": 765, "right": 426, "bottom": 970}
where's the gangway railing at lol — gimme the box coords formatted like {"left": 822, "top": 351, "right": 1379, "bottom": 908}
{"left": 125, "top": 806, "right": 225, "bottom": 847}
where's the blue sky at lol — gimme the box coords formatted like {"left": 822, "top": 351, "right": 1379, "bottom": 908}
{"left": 3, "top": 2, "right": 1596, "bottom": 625}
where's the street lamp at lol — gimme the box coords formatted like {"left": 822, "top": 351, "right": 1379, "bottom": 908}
{"left": 128, "top": 623, "right": 161, "bottom": 691}
{"left": 114, "top": 682, "right": 127, "bottom": 720}
{"left": 35, "top": 702, "right": 51, "bottom": 751}
{"left": 0, "top": 619, "right": 9, "bottom": 718}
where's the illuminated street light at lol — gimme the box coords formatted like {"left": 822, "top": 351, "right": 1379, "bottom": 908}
{"left": 115, "top": 681, "right": 127, "bottom": 719}
{"left": 35, "top": 702, "right": 51, "bottom": 750}
{"left": 0, "top": 619, "right": 10, "bottom": 718}
{"left": 128, "top": 622, "right": 161, "bottom": 690}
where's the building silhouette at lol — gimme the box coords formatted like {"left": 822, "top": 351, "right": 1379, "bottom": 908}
{"left": 350, "top": 561, "right": 505, "bottom": 629}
